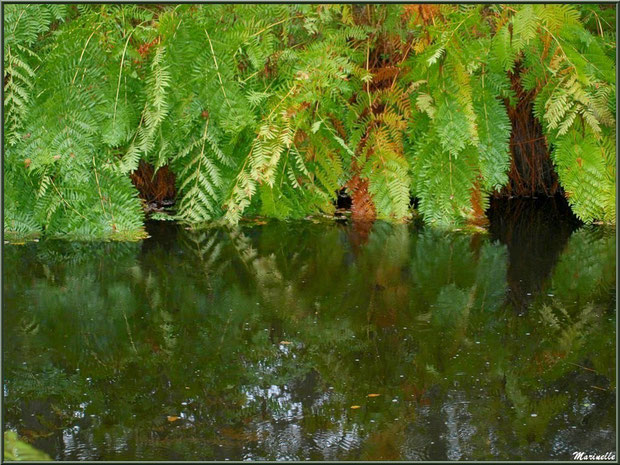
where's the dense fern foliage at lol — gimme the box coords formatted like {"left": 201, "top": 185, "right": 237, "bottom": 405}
{"left": 3, "top": 4, "right": 616, "bottom": 239}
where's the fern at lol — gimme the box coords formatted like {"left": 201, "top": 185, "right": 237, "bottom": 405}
{"left": 474, "top": 81, "right": 512, "bottom": 191}
{"left": 3, "top": 5, "right": 66, "bottom": 145}
{"left": 2, "top": 4, "right": 616, "bottom": 238}
{"left": 551, "top": 127, "right": 615, "bottom": 223}
{"left": 175, "top": 119, "right": 232, "bottom": 222}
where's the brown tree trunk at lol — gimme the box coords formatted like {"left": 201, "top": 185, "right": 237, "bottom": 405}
{"left": 500, "top": 65, "right": 560, "bottom": 198}
{"left": 468, "top": 176, "right": 490, "bottom": 227}
{"left": 130, "top": 160, "right": 176, "bottom": 207}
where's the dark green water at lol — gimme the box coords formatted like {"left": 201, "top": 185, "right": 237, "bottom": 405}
{"left": 3, "top": 202, "right": 616, "bottom": 461}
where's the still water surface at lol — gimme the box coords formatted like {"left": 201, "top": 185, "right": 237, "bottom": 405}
{"left": 3, "top": 201, "right": 616, "bottom": 460}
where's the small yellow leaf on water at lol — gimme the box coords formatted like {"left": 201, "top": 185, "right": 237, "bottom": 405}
{"left": 350, "top": 405, "right": 361, "bottom": 409}
{"left": 280, "top": 341, "right": 292, "bottom": 345}
{"left": 367, "top": 393, "right": 381, "bottom": 397}
{"left": 167, "top": 416, "right": 180, "bottom": 422}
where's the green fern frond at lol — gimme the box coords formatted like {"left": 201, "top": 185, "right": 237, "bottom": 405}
{"left": 552, "top": 128, "right": 615, "bottom": 223}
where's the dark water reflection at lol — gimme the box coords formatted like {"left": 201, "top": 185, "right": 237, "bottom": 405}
{"left": 3, "top": 206, "right": 616, "bottom": 461}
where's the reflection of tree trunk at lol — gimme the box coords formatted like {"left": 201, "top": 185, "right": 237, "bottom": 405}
{"left": 369, "top": 227, "right": 411, "bottom": 329}
{"left": 469, "top": 232, "right": 483, "bottom": 261}
{"left": 488, "top": 197, "right": 579, "bottom": 312}
{"left": 349, "top": 219, "right": 374, "bottom": 250}
{"left": 500, "top": 64, "right": 560, "bottom": 198}
{"left": 140, "top": 218, "right": 180, "bottom": 256}
{"left": 361, "top": 421, "right": 406, "bottom": 460}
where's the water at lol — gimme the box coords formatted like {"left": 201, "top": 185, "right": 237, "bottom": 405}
{"left": 3, "top": 201, "right": 616, "bottom": 460}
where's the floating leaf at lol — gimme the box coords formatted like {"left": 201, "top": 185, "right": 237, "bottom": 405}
{"left": 367, "top": 393, "right": 381, "bottom": 397}
{"left": 167, "top": 416, "right": 180, "bottom": 422}
{"left": 350, "top": 405, "right": 361, "bottom": 409}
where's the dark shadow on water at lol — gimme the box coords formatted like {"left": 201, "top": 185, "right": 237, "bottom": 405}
{"left": 487, "top": 196, "right": 581, "bottom": 313}
{"left": 142, "top": 220, "right": 182, "bottom": 254}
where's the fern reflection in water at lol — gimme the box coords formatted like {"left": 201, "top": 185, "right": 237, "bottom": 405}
{"left": 3, "top": 4, "right": 616, "bottom": 240}
{"left": 3, "top": 220, "right": 615, "bottom": 461}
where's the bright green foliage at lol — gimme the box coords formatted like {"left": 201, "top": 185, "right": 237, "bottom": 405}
{"left": 552, "top": 127, "right": 615, "bottom": 223}
{"left": 3, "top": 4, "right": 67, "bottom": 146}
{"left": 521, "top": 4, "right": 616, "bottom": 223}
{"left": 4, "top": 5, "right": 150, "bottom": 240}
{"left": 4, "top": 431, "right": 52, "bottom": 461}
{"left": 3, "top": 4, "right": 616, "bottom": 239}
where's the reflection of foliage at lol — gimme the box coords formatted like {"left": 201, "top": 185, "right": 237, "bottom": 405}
{"left": 3, "top": 222, "right": 615, "bottom": 460}
{"left": 490, "top": 225, "right": 617, "bottom": 448}
{"left": 6, "top": 365, "right": 83, "bottom": 402}
{"left": 549, "top": 226, "right": 616, "bottom": 305}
